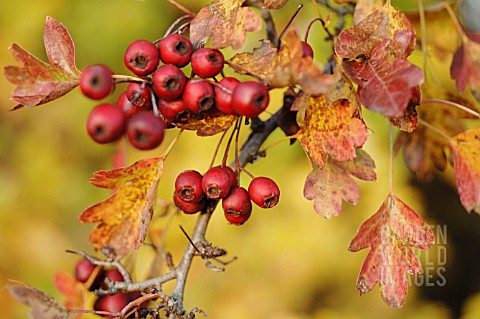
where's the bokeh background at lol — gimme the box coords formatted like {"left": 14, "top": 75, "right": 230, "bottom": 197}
{"left": 1, "top": 0, "right": 479, "bottom": 318}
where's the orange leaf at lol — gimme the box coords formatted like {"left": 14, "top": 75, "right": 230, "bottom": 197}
{"left": 450, "top": 126, "right": 480, "bottom": 214}
{"left": 298, "top": 95, "right": 369, "bottom": 169}
{"left": 54, "top": 272, "right": 85, "bottom": 319}
{"left": 349, "top": 194, "right": 435, "bottom": 308}
{"left": 4, "top": 16, "right": 80, "bottom": 108}
{"left": 353, "top": 0, "right": 384, "bottom": 24}
{"left": 79, "top": 157, "right": 164, "bottom": 260}
{"left": 175, "top": 114, "right": 237, "bottom": 136}
{"left": 190, "top": 0, "right": 261, "bottom": 50}
{"left": 262, "top": 0, "right": 289, "bottom": 9}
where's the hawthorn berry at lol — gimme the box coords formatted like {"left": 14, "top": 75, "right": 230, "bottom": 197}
{"left": 248, "top": 177, "right": 280, "bottom": 208}
{"left": 214, "top": 77, "right": 240, "bottom": 114}
{"left": 183, "top": 80, "right": 215, "bottom": 113}
{"left": 126, "top": 111, "right": 166, "bottom": 150}
{"left": 220, "top": 165, "right": 237, "bottom": 188}
{"left": 174, "top": 192, "right": 206, "bottom": 214}
{"left": 80, "top": 64, "right": 114, "bottom": 100}
{"left": 158, "top": 33, "right": 193, "bottom": 67}
{"left": 191, "top": 48, "right": 224, "bottom": 78}
{"left": 202, "top": 166, "right": 232, "bottom": 200}
{"left": 124, "top": 40, "right": 159, "bottom": 76}
{"left": 222, "top": 187, "right": 252, "bottom": 225}
{"left": 158, "top": 98, "right": 190, "bottom": 123}
{"left": 87, "top": 103, "right": 126, "bottom": 144}
{"left": 301, "top": 41, "right": 314, "bottom": 58}
{"left": 102, "top": 268, "right": 125, "bottom": 289}
{"left": 125, "top": 82, "right": 152, "bottom": 108}
{"left": 232, "top": 81, "right": 270, "bottom": 118}
{"left": 74, "top": 258, "right": 96, "bottom": 284}
{"left": 117, "top": 93, "right": 149, "bottom": 119}
{"left": 94, "top": 293, "right": 130, "bottom": 318}
{"left": 175, "top": 170, "right": 204, "bottom": 203}
{"left": 152, "top": 64, "right": 187, "bottom": 101}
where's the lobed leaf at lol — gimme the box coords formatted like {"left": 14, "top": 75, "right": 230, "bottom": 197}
{"left": 298, "top": 95, "right": 369, "bottom": 169}
{"left": 54, "top": 272, "right": 86, "bottom": 319}
{"left": 349, "top": 194, "right": 434, "bottom": 308}
{"left": 262, "top": 0, "right": 289, "bottom": 9}
{"left": 450, "top": 126, "right": 480, "bottom": 214}
{"left": 4, "top": 16, "right": 80, "bottom": 108}
{"left": 79, "top": 157, "right": 164, "bottom": 260}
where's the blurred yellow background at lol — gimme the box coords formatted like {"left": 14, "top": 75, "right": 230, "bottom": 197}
{"left": 1, "top": 1, "right": 479, "bottom": 318}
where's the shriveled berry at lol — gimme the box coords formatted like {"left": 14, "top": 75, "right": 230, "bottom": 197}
{"left": 152, "top": 64, "right": 187, "bottom": 101}
{"left": 126, "top": 111, "right": 166, "bottom": 150}
{"left": 202, "top": 166, "right": 232, "bottom": 200}
{"left": 158, "top": 33, "right": 193, "bottom": 67}
{"left": 214, "top": 77, "right": 240, "bottom": 114}
{"left": 174, "top": 192, "right": 206, "bottom": 214}
{"left": 222, "top": 187, "right": 252, "bottom": 225}
{"left": 191, "top": 48, "right": 224, "bottom": 78}
{"left": 87, "top": 103, "right": 126, "bottom": 144}
{"left": 80, "top": 64, "right": 114, "bottom": 100}
{"left": 232, "top": 81, "right": 270, "bottom": 118}
{"left": 183, "top": 80, "right": 215, "bottom": 113}
{"left": 124, "top": 40, "right": 159, "bottom": 76}
{"left": 175, "top": 170, "right": 204, "bottom": 203}
{"left": 248, "top": 177, "right": 280, "bottom": 208}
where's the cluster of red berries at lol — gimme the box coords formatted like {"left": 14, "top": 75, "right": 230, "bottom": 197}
{"left": 173, "top": 166, "right": 280, "bottom": 225}
{"left": 79, "top": 33, "right": 270, "bottom": 150}
{"left": 74, "top": 258, "right": 144, "bottom": 317}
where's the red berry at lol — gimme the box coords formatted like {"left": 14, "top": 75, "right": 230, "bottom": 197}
{"left": 183, "top": 80, "right": 215, "bottom": 113}
{"left": 126, "top": 111, "right": 166, "bottom": 150}
{"left": 222, "top": 187, "right": 252, "bottom": 225}
{"left": 94, "top": 293, "right": 130, "bottom": 317}
{"left": 158, "top": 33, "right": 193, "bottom": 67}
{"left": 125, "top": 82, "right": 152, "bottom": 108}
{"left": 202, "top": 166, "right": 232, "bottom": 200}
{"left": 104, "top": 269, "right": 124, "bottom": 283}
{"left": 301, "top": 41, "right": 314, "bottom": 58}
{"left": 80, "top": 64, "right": 114, "bottom": 100}
{"left": 248, "top": 177, "right": 280, "bottom": 208}
{"left": 158, "top": 98, "right": 190, "bottom": 124}
{"left": 232, "top": 81, "right": 270, "bottom": 118}
{"left": 74, "top": 258, "right": 96, "bottom": 284}
{"left": 174, "top": 192, "right": 206, "bottom": 214}
{"left": 117, "top": 93, "right": 150, "bottom": 119}
{"left": 87, "top": 103, "right": 126, "bottom": 144}
{"left": 152, "top": 64, "right": 187, "bottom": 101}
{"left": 191, "top": 48, "right": 224, "bottom": 78}
{"left": 220, "top": 165, "right": 237, "bottom": 188}
{"left": 124, "top": 40, "right": 159, "bottom": 76}
{"left": 175, "top": 170, "right": 204, "bottom": 203}
{"left": 214, "top": 77, "right": 240, "bottom": 114}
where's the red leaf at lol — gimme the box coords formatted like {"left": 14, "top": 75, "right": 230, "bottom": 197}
{"left": 349, "top": 194, "right": 435, "bottom": 308}
{"left": 450, "top": 38, "right": 480, "bottom": 92}
{"left": 4, "top": 16, "right": 80, "bottom": 108}
{"left": 341, "top": 39, "right": 424, "bottom": 116}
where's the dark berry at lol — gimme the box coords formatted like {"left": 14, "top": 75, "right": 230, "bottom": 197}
{"left": 124, "top": 40, "right": 159, "bottom": 76}
{"left": 248, "top": 177, "right": 280, "bottom": 208}
{"left": 125, "top": 82, "right": 152, "bottom": 108}
{"left": 202, "top": 166, "right": 232, "bottom": 200}
{"left": 174, "top": 192, "right": 206, "bottom": 214}
{"left": 158, "top": 33, "right": 193, "bottom": 67}
{"left": 222, "top": 187, "right": 252, "bottom": 225}
{"left": 126, "top": 111, "right": 166, "bottom": 150}
{"left": 74, "top": 258, "right": 96, "bottom": 284}
{"left": 94, "top": 293, "right": 130, "bottom": 318}
{"left": 152, "top": 64, "right": 187, "bottom": 101}
{"left": 183, "top": 80, "right": 215, "bottom": 113}
{"left": 191, "top": 48, "right": 224, "bottom": 78}
{"left": 214, "top": 77, "right": 240, "bottom": 114}
{"left": 80, "top": 64, "right": 114, "bottom": 100}
{"left": 175, "top": 170, "right": 204, "bottom": 203}
{"left": 87, "top": 103, "right": 126, "bottom": 144}
{"left": 301, "top": 41, "right": 314, "bottom": 58}
{"left": 158, "top": 98, "right": 190, "bottom": 124}
{"left": 232, "top": 81, "right": 270, "bottom": 118}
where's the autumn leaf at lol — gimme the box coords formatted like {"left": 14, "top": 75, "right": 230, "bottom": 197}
{"left": 228, "top": 29, "right": 339, "bottom": 95}
{"left": 6, "top": 280, "right": 73, "bottom": 319}
{"left": 4, "top": 16, "right": 80, "bottom": 108}
{"left": 175, "top": 114, "right": 237, "bottom": 136}
{"left": 304, "top": 149, "right": 376, "bottom": 219}
{"left": 395, "top": 82, "right": 478, "bottom": 181}
{"left": 387, "top": 85, "right": 420, "bottom": 132}
{"left": 54, "top": 272, "right": 85, "bottom": 319}
{"left": 190, "top": 0, "right": 262, "bottom": 50}
{"left": 79, "top": 157, "right": 164, "bottom": 260}
{"left": 450, "top": 36, "right": 480, "bottom": 92}
{"left": 450, "top": 126, "right": 480, "bottom": 214}
{"left": 341, "top": 39, "right": 424, "bottom": 117}
{"left": 349, "top": 194, "right": 435, "bottom": 308}
{"left": 353, "top": 0, "right": 384, "bottom": 25}
{"left": 262, "top": 0, "right": 289, "bottom": 9}
{"left": 297, "top": 95, "right": 369, "bottom": 169}
{"left": 335, "top": 2, "right": 416, "bottom": 59}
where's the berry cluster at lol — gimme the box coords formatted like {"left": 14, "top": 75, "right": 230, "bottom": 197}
{"left": 79, "top": 33, "right": 270, "bottom": 151}
{"left": 74, "top": 258, "right": 144, "bottom": 317}
{"left": 173, "top": 166, "right": 280, "bottom": 225}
